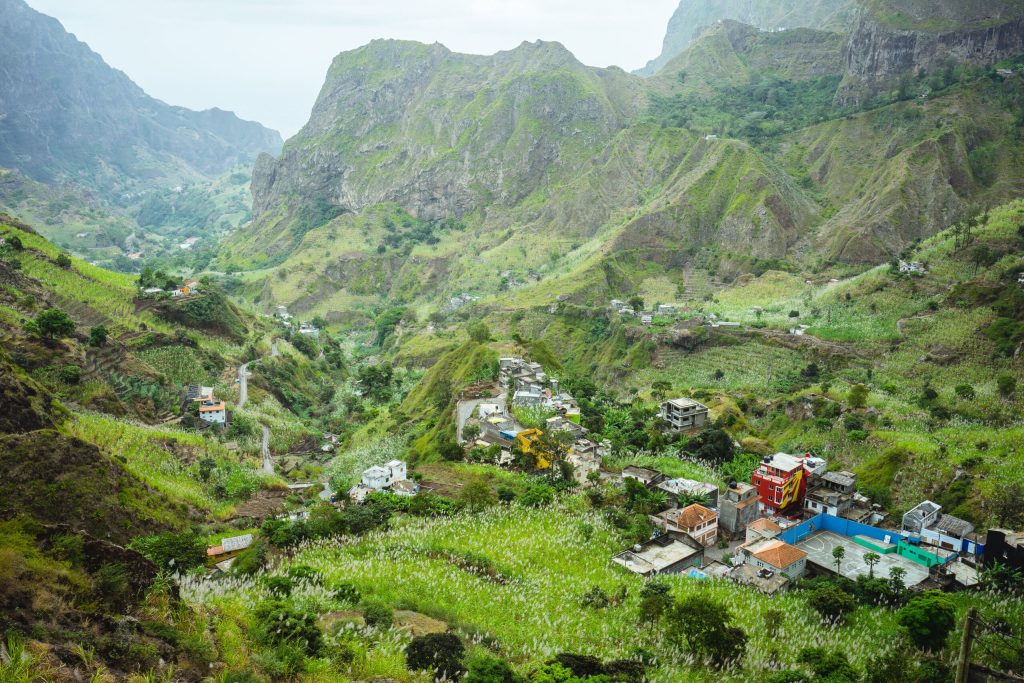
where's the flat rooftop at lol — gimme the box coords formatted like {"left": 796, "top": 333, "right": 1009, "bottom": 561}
{"left": 613, "top": 539, "right": 700, "bottom": 575}
{"left": 796, "top": 531, "right": 930, "bottom": 586}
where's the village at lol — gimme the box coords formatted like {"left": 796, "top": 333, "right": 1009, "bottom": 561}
{"left": 204, "top": 352, "right": 1010, "bottom": 606}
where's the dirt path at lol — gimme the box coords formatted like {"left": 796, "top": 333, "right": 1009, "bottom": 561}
{"left": 260, "top": 424, "right": 274, "bottom": 475}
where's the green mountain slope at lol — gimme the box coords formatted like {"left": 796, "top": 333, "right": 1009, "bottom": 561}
{"left": 636, "top": 0, "right": 856, "bottom": 76}
{"left": 0, "top": 0, "right": 282, "bottom": 197}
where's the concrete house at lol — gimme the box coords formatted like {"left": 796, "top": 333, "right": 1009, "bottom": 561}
{"left": 719, "top": 482, "right": 759, "bottom": 535}
{"left": 362, "top": 465, "right": 392, "bottom": 491}
{"left": 804, "top": 469, "right": 857, "bottom": 517}
{"left": 199, "top": 401, "right": 227, "bottom": 424}
{"left": 622, "top": 466, "right": 666, "bottom": 488}
{"left": 658, "top": 504, "right": 718, "bottom": 546}
{"left": 746, "top": 539, "right": 808, "bottom": 581}
{"left": 902, "top": 500, "right": 942, "bottom": 535}
{"left": 612, "top": 533, "right": 704, "bottom": 577}
{"left": 659, "top": 398, "right": 709, "bottom": 431}
{"left": 385, "top": 460, "right": 407, "bottom": 483}
{"left": 745, "top": 518, "right": 783, "bottom": 544}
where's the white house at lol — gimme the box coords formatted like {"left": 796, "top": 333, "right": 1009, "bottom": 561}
{"left": 899, "top": 260, "right": 927, "bottom": 274}
{"left": 478, "top": 403, "right": 503, "bottom": 418}
{"left": 199, "top": 401, "right": 227, "bottom": 424}
{"left": 384, "top": 460, "right": 407, "bottom": 483}
{"left": 362, "top": 466, "right": 392, "bottom": 491}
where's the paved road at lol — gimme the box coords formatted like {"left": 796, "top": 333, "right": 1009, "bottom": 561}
{"left": 456, "top": 391, "right": 506, "bottom": 444}
{"left": 237, "top": 362, "right": 252, "bottom": 408}
{"left": 261, "top": 424, "right": 274, "bottom": 475}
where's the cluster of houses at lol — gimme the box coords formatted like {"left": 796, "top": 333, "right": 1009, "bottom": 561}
{"left": 898, "top": 260, "right": 927, "bottom": 275}
{"left": 348, "top": 459, "right": 419, "bottom": 503}
{"left": 273, "top": 306, "right": 320, "bottom": 336}
{"left": 447, "top": 293, "right": 480, "bottom": 312}
{"left": 183, "top": 384, "right": 228, "bottom": 425}
{"left": 613, "top": 452, "right": 987, "bottom": 594}
{"left": 141, "top": 278, "right": 201, "bottom": 299}
{"left": 608, "top": 300, "right": 742, "bottom": 329}
{"left": 501, "top": 357, "right": 582, "bottom": 421}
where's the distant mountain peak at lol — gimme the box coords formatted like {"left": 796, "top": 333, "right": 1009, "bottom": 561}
{"left": 0, "top": 0, "right": 282, "bottom": 197}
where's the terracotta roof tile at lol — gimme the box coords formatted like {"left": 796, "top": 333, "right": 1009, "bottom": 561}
{"left": 676, "top": 504, "right": 716, "bottom": 528}
{"left": 752, "top": 540, "right": 807, "bottom": 569}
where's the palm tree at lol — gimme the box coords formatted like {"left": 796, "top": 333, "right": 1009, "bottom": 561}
{"left": 863, "top": 552, "right": 881, "bottom": 579}
{"left": 832, "top": 545, "right": 845, "bottom": 575}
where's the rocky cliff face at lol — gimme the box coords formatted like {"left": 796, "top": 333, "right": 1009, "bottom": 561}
{"left": 0, "top": 0, "right": 282, "bottom": 197}
{"left": 637, "top": 0, "right": 855, "bottom": 76}
{"left": 836, "top": 2, "right": 1024, "bottom": 104}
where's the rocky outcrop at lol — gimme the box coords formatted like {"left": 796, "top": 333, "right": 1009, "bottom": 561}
{"left": 637, "top": 0, "right": 855, "bottom": 76}
{"left": 836, "top": 6, "right": 1024, "bottom": 105}
{"left": 0, "top": 0, "right": 282, "bottom": 196}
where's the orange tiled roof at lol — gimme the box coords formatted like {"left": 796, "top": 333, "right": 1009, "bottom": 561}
{"left": 200, "top": 402, "right": 225, "bottom": 412}
{"left": 206, "top": 545, "right": 225, "bottom": 557}
{"left": 676, "top": 504, "right": 716, "bottom": 529}
{"left": 752, "top": 540, "right": 807, "bottom": 569}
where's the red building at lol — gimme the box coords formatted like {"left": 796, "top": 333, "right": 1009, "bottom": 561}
{"left": 751, "top": 453, "right": 824, "bottom": 515}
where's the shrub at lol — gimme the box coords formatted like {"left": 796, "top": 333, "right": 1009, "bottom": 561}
{"left": 518, "top": 483, "right": 555, "bottom": 508}
{"left": 333, "top": 581, "right": 361, "bottom": 605}
{"left": 807, "top": 584, "right": 857, "bottom": 623}
{"left": 998, "top": 374, "right": 1017, "bottom": 398}
{"left": 406, "top": 632, "right": 466, "bottom": 680}
{"left": 252, "top": 601, "right": 323, "bottom": 655}
{"left": 34, "top": 308, "right": 75, "bottom": 339}
{"left": 129, "top": 530, "right": 206, "bottom": 571}
{"left": 464, "top": 654, "right": 522, "bottom": 683}
{"left": 361, "top": 600, "right": 393, "bottom": 629}
{"left": 897, "top": 591, "right": 955, "bottom": 651}
{"left": 88, "top": 325, "right": 109, "bottom": 347}
{"left": 58, "top": 364, "right": 81, "bottom": 385}
{"left": 55, "top": 252, "right": 73, "bottom": 269}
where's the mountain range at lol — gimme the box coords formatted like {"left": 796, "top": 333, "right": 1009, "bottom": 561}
{"left": 224, "top": 0, "right": 1024, "bottom": 323}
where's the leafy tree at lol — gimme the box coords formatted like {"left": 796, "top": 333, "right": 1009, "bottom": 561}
{"left": 832, "top": 545, "right": 845, "bottom": 574}
{"left": 34, "top": 307, "right": 75, "bottom": 339}
{"left": 518, "top": 483, "right": 555, "bottom": 508}
{"left": 807, "top": 584, "right": 856, "bottom": 624}
{"left": 129, "top": 530, "right": 206, "bottom": 571}
{"left": 638, "top": 581, "right": 673, "bottom": 624}
{"left": 664, "top": 595, "right": 747, "bottom": 668}
{"left": 406, "top": 633, "right": 466, "bottom": 681}
{"left": 980, "top": 561, "right": 1024, "bottom": 595}
{"left": 462, "top": 423, "right": 481, "bottom": 442}
{"left": 58, "top": 364, "right": 81, "bottom": 384}
{"left": 55, "top": 252, "right": 73, "bottom": 269}
{"left": 897, "top": 591, "right": 956, "bottom": 651}
{"left": 888, "top": 566, "right": 907, "bottom": 602}
{"left": 468, "top": 321, "right": 491, "bottom": 343}
{"left": 788, "top": 310, "right": 800, "bottom": 318}
{"left": 863, "top": 552, "right": 881, "bottom": 579}
{"left": 85, "top": 325, "right": 109, "bottom": 349}
{"left": 682, "top": 426, "right": 735, "bottom": 466}
{"left": 628, "top": 296, "right": 644, "bottom": 312}
{"left": 848, "top": 383, "right": 869, "bottom": 409}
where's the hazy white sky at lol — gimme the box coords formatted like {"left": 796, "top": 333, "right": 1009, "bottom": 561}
{"left": 26, "top": 0, "right": 678, "bottom": 138}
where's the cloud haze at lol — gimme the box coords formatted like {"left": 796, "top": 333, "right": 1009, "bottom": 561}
{"left": 26, "top": 0, "right": 678, "bottom": 137}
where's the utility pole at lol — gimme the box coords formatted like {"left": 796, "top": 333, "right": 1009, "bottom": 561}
{"left": 956, "top": 607, "right": 977, "bottom": 683}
